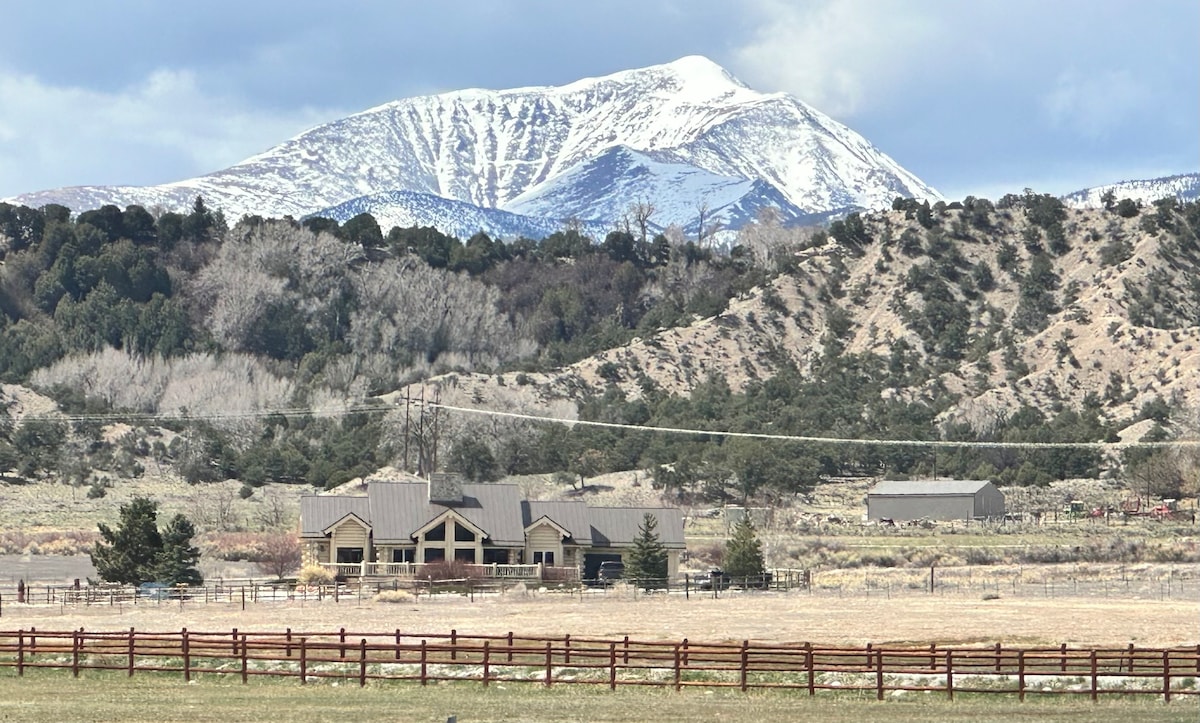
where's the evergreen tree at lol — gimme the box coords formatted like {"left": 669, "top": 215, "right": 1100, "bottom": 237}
{"left": 91, "top": 497, "right": 203, "bottom": 586}
{"left": 91, "top": 497, "right": 163, "bottom": 584}
{"left": 155, "top": 513, "right": 203, "bottom": 586}
{"left": 724, "top": 515, "right": 766, "bottom": 581}
{"left": 625, "top": 513, "right": 668, "bottom": 590}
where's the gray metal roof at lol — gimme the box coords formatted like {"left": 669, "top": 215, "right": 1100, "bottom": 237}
{"left": 367, "top": 481, "right": 526, "bottom": 546}
{"left": 522, "top": 500, "right": 592, "bottom": 542}
{"left": 868, "top": 479, "right": 993, "bottom": 496}
{"left": 299, "top": 495, "right": 371, "bottom": 538}
{"left": 302, "top": 482, "right": 685, "bottom": 550}
{"left": 587, "top": 507, "right": 686, "bottom": 549}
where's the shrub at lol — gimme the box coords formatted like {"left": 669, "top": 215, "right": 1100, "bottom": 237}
{"left": 296, "top": 564, "right": 335, "bottom": 586}
{"left": 419, "top": 559, "right": 477, "bottom": 581}
{"left": 374, "top": 590, "right": 416, "bottom": 604}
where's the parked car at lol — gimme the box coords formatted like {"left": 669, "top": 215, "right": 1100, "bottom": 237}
{"left": 695, "top": 568, "right": 731, "bottom": 590}
{"left": 596, "top": 560, "right": 625, "bottom": 584}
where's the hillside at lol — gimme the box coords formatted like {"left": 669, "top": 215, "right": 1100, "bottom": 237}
{"left": 0, "top": 190, "right": 1199, "bottom": 507}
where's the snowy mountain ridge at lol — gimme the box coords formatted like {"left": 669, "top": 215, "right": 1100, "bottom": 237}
{"left": 5, "top": 56, "right": 941, "bottom": 237}
{"left": 1062, "top": 172, "right": 1200, "bottom": 209}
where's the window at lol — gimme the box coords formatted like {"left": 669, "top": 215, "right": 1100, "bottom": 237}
{"left": 454, "top": 548, "right": 476, "bottom": 563}
{"left": 391, "top": 548, "right": 415, "bottom": 563}
{"left": 424, "top": 522, "right": 446, "bottom": 541}
{"left": 482, "top": 548, "right": 508, "bottom": 564}
{"left": 423, "top": 548, "right": 445, "bottom": 563}
{"left": 533, "top": 551, "right": 555, "bottom": 566}
{"left": 336, "top": 547, "right": 364, "bottom": 564}
{"left": 454, "top": 523, "right": 476, "bottom": 542}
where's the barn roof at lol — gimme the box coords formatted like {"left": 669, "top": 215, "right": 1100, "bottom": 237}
{"left": 868, "top": 479, "right": 993, "bottom": 496}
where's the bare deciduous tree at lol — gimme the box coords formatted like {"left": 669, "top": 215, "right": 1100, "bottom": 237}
{"left": 254, "top": 533, "right": 303, "bottom": 580}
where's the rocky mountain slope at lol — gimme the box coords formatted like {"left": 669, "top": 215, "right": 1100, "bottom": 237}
{"left": 4, "top": 56, "right": 938, "bottom": 237}
{"left": 412, "top": 197, "right": 1200, "bottom": 441}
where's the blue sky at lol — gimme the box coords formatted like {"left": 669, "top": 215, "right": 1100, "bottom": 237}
{"left": 0, "top": 0, "right": 1195, "bottom": 202}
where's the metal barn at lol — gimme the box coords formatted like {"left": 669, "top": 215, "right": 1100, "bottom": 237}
{"left": 866, "top": 480, "right": 1005, "bottom": 522}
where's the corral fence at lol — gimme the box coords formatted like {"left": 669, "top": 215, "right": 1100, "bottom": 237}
{"left": 0, "top": 570, "right": 810, "bottom": 615}
{"left": 0, "top": 628, "right": 1196, "bottom": 703}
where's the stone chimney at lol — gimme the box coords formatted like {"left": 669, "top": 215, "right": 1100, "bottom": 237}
{"left": 428, "top": 472, "right": 464, "bottom": 504}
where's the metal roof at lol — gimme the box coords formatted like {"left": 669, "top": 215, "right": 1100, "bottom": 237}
{"left": 367, "top": 481, "right": 527, "bottom": 546}
{"left": 302, "top": 482, "right": 684, "bottom": 550}
{"left": 868, "top": 479, "right": 993, "bottom": 496}
{"left": 586, "top": 507, "right": 686, "bottom": 548}
{"left": 523, "top": 500, "right": 593, "bottom": 541}
{"left": 299, "top": 495, "right": 371, "bottom": 538}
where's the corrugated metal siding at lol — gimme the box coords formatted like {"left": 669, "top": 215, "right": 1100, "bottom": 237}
{"left": 868, "top": 494, "right": 975, "bottom": 521}
{"left": 974, "top": 484, "right": 1006, "bottom": 518}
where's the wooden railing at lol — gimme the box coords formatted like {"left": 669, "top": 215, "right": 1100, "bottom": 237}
{"left": 0, "top": 628, "right": 1195, "bottom": 702}
{"left": 319, "top": 562, "right": 557, "bottom": 580}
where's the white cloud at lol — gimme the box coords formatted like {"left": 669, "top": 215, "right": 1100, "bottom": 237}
{"left": 1042, "top": 69, "right": 1151, "bottom": 140}
{"left": 0, "top": 67, "right": 344, "bottom": 198}
{"left": 732, "top": 0, "right": 942, "bottom": 117}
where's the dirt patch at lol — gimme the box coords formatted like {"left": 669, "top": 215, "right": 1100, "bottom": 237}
{"left": 1, "top": 589, "right": 1194, "bottom": 649}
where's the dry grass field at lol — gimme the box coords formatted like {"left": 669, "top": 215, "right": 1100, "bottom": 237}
{"left": 2, "top": 587, "right": 1196, "bottom": 649}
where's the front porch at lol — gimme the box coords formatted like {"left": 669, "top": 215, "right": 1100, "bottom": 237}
{"left": 320, "top": 561, "right": 580, "bottom": 582}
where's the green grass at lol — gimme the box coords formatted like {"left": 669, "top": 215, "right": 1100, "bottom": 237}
{"left": 0, "top": 671, "right": 1196, "bottom": 722}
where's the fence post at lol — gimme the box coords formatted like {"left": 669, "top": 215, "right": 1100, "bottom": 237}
{"left": 564, "top": 634, "right": 571, "bottom": 665}
{"left": 241, "top": 634, "right": 248, "bottom": 684}
{"left": 182, "top": 628, "right": 191, "bottom": 683}
{"left": 865, "top": 642, "right": 873, "bottom": 668}
{"left": 1018, "top": 650, "right": 1025, "bottom": 701}
{"left": 681, "top": 638, "right": 689, "bottom": 668}
{"left": 994, "top": 642, "right": 1002, "bottom": 673}
{"left": 232, "top": 628, "right": 239, "bottom": 655}
{"left": 286, "top": 628, "right": 293, "bottom": 658}
{"left": 609, "top": 642, "right": 617, "bottom": 690}
{"left": 450, "top": 629, "right": 457, "bottom": 661}
{"left": 673, "top": 644, "right": 682, "bottom": 691}
{"left": 1090, "top": 649, "right": 1098, "bottom": 702}
{"left": 127, "top": 628, "right": 135, "bottom": 677}
{"left": 482, "top": 641, "right": 491, "bottom": 686}
{"left": 359, "top": 639, "right": 368, "bottom": 687}
{"left": 623, "top": 635, "right": 630, "bottom": 665}
{"left": 339, "top": 627, "right": 347, "bottom": 659}
{"left": 875, "top": 648, "right": 884, "bottom": 700}
{"left": 507, "top": 632, "right": 514, "bottom": 663}
{"left": 1060, "top": 643, "right": 1067, "bottom": 672}
{"left": 395, "top": 629, "right": 401, "bottom": 661}
{"left": 805, "top": 642, "right": 814, "bottom": 696}
{"left": 300, "top": 637, "right": 308, "bottom": 685}
{"left": 946, "top": 649, "right": 953, "bottom": 700}
{"left": 740, "top": 640, "right": 749, "bottom": 692}
{"left": 544, "top": 641, "right": 553, "bottom": 687}
{"left": 72, "top": 629, "right": 81, "bottom": 678}
{"left": 1128, "top": 643, "right": 1135, "bottom": 674}
{"left": 1162, "top": 649, "right": 1171, "bottom": 703}
{"left": 929, "top": 643, "right": 937, "bottom": 671}
{"left": 17, "top": 630, "right": 24, "bottom": 676}
{"left": 420, "top": 640, "right": 428, "bottom": 686}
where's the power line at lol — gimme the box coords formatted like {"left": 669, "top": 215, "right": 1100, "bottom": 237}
{"left": 8, "top": 396, "right": 1193, "bottom": 451}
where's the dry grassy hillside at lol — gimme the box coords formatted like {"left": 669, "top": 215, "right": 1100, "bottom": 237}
{"left": 405, "top": 201, "right": 1200, "bottom": 442}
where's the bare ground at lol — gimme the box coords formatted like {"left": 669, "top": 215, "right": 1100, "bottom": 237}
{"left": 2, "top": 589, "right": 1195, "bottom": 649}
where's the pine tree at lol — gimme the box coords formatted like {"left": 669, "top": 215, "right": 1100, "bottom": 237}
{"left": 91, "top": 497, "right": 163, "bottom": 584}
{"left": 155, "top": 513, "right": 203, "bottom": 586}
{"left": 91, "top": 497, "right": 203, "bottom": 586}
{"left": 625, "top": 513, "right": 668, "bottom": 590}
{"left": 724, "top": 515, "right": 765, "bottom": 581}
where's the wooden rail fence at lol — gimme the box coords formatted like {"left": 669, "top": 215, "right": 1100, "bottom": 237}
{"left": 0, "top": 629, "right": 1195, "bottom": 702}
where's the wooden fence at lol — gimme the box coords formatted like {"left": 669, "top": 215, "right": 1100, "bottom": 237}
{"left": 0, "top": 629, "right": 1195, "bottom": 702}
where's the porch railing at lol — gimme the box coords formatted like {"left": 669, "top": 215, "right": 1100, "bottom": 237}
{"left": 319, "top": 562, "right": 577, "bottom": 581}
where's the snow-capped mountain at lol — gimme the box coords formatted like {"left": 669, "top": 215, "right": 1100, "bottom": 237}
{"left": 1062, "top": 172, "right": 1200, "bottom": 208}
{"left": 4, "top": 56, "right": 940, "bottom": 237}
